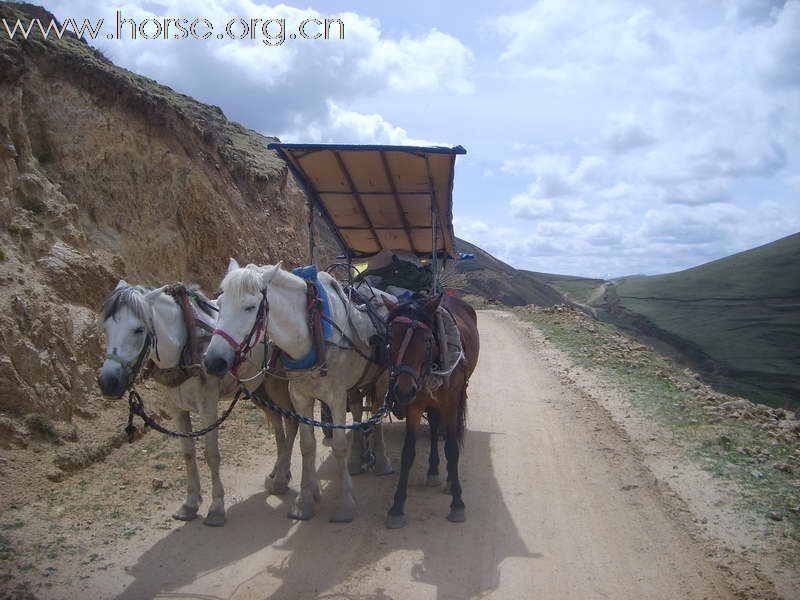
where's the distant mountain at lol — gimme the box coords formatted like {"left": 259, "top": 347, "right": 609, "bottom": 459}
{"left": 451, "top": 238, "right": 566, "bottom": 307}
{"left": 593, "top": 233, "right": 800, "bottom": 408}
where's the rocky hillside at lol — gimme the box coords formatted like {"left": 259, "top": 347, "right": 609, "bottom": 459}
{"left": 0, "top": 3, "right": 337, "bottom": 434}
{"left": 452, "top": 237, "right": 566, "bottom": 307}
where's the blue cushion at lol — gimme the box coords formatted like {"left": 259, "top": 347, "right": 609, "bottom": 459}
{"left": 279, "top": 266, "right": 332, "bottom": 369}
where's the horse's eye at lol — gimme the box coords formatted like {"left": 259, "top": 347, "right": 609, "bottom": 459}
{"left": 133, "top": 326, "right": 145, "bottom": 335}
{"left": 244, "top": 305, "right": 257, "bottom": 312}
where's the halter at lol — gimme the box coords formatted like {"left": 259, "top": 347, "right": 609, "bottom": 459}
{"left": 104, "top": 331, "right": 155, "bottom": 391}
{"left": 388, "top": 315, "right": 433, "bottom": 396}
{"left": 212, "top": 288, "right": 270, "bottom": 377}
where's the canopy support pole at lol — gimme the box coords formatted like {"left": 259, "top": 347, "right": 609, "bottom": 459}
{"left": 431, "top": 200, "right": 439, "bottom": 295}
{"left": 307, "top": 197, "right": 315, "bottom": 265}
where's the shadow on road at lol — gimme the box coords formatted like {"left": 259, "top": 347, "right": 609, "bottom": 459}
{"left": 115, "top": 422, "right": 534, "bottom": 600}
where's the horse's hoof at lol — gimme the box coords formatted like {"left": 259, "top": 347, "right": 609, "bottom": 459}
{"left": 426, "top": 474, "right": 441, "bottom": 487}
{"left": 446, "top": 507, "right": 466, "bottom": 523}
{"left": 374, "top": 459, "right": 394, "bottom": 476}
{"left": 443, "top": 481, "right": 452, "bottom": 494}
{"left": 330, "top": 508, "right": 356, "bottom": 523}
{"left": 348, "top": 462, "right": 365, "bottom": 476}
{"left": 173, "top": 504, "right": 199, "bottom": 521}
{"left": 269, "top": 479, "right": 290, "bottom": 495}
{"left": 385, "top": 514, "right": 407, "bottom": 529}
{"left": 288, "top": 503, "right": 315, "bottom": 521}
{"left": 203, "top": 511, "right": 227, "bottom": 527}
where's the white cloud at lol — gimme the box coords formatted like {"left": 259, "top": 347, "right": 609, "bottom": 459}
{"left": 45, "top": 0, "right": 474, "bottom": 139}
{"left": 359, "top": 29, "right": 474, "bottom": 94}
{"left": 481, "top": 0, "right": 800, "bottom": 275}
{"left": 604, "top": 113, "right": 656, "bottom": 153}
{"left": 282, "top": 101, "right": 441, "bottom": 145}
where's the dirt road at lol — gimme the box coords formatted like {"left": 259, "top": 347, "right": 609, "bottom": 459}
{"left": 66, "top": 311, "right": 737, "bottom": 599}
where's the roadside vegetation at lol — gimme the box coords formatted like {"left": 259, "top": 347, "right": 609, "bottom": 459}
{"left": 514, "top": 304, "right": 800, "bottom": 569}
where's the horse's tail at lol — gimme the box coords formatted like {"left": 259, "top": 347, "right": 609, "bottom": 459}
{"left": 456, "top": 376, "right": 468, "bottom": 447}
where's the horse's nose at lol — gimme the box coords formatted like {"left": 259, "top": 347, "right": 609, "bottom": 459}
{"left": 97, "top": 369, "right": 127, "bottom": 399}
{"left": 204, "top": 355, "right": 229, "bottom": 377}
{"left": 392, "top": 380, "right": 418, "bottom": 405}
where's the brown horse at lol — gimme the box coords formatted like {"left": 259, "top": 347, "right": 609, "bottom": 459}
{"left": 382, "top": 294, "right": 480, "bottom": 529}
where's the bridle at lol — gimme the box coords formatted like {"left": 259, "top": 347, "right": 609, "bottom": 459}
{"left": 388, "top": 315, "right": 433, "bottom": 397}
{"left": 212, "top": 288, "right": 270, "bottom": 377}
{"left": 104, "top": 329, "right": 157, "bottom": 393}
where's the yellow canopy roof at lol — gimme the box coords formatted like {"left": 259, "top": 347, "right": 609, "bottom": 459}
{"left": 268, "top": 143, "right": 466, "bottom": 259}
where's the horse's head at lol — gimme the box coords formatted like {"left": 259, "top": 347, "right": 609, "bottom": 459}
{"left": 384, "top": 294, "right": 442, "bottom": 407}
{"left": 203, "top": 258, "right": 280, "bottom": 378}
{"left": 97, "top": 280, "right": 164, "bottom": 398}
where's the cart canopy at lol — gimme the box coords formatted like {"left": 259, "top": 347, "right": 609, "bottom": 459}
{"left": 268, "top": 143, "right": 465, "bottom": 260}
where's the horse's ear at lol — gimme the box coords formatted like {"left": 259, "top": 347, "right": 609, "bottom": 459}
{"left": 423, "top": 293, "right": 443, "bottom": 314}
{"left": 227, "top": 258, "right": 240, "bottom": 274}
{"left": 115, "top": 279, "right": 128, "bottom": 290}
{"left": 143, "top": 285, "right": 167, "bottom": 304}
{"left": 261, "top": 262, "right": 282, "bottom": 287}
{"left": 382, "top": 296, "right": 397, "bottom": 312}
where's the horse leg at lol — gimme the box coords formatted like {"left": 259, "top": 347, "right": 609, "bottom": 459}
{"left": 173, "top": 410, "right": 202, "bottom": 521}
{"left": 444, "top": 407, "right": 466, "bottom": 523}
{"left": 321, "top": 400, "right": 333, "bottom": 447}
{"left": 371, "top": 422, "right": 394, "bottom": 476}
{"left": 287, "top": 391, "right": 320, "bottom": 521}
{"left": 371, "top": 380, "right": 394, "bottom": 476}
{"left": 200, "top": 392, "right": 226, "bottom": 527}
{"left": 265, "top": 409, "right": 285, "bottom": 485}
{"left": 348, "top": 390, "right": 366, "bottom": 476}
{"left": 329, "top": 393, "right": 357, "bottom": 522}
{"left": 263, "top": 378, "right": 293, "bottom": 495}
{"left": 386, "top": 405, "right": 421, "bottom": 529}
{"left": 426, "top": 408, "right": 441, "bottom": 487}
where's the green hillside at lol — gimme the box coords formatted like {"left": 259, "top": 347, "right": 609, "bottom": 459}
{"left": 607, "top": 233, "right": 800, "bottom": 407}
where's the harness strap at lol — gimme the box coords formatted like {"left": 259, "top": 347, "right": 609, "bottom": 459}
{"left": 168, "top": 284, "right": 206, "bottom": 383}
{"left": 306, "top": 281, "right": 328, "bottom": 376}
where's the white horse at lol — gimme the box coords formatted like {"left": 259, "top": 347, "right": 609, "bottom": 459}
{"left": 97, "top": 280, "right": 297, "bottom": 526}
{"left": 203, "top": 260, "right": 392, "bottom": 522}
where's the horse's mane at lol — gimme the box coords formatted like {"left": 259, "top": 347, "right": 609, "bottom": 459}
{"left": 387, "top": 297, "right": 437, "bottom": 329}
{"left": 220, "top": 264, "right": 311, "bottom": 305}
{"left": 102, "top": 283, "right": 215, "bottom": 321}
{"left": 184, "top": 285, "right": 216, "bottom": 317}
{"left": 101, "top": 285, "right": 152, "bottom": 322}
{"left": 219, "top": 264, "right": 268, "bottom": 304}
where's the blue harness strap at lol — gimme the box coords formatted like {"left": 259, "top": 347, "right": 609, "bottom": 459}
{"left": 279, "top": 266, "right": 332, "bottom": 370}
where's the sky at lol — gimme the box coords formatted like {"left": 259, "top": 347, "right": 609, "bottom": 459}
{"left": 35, "top": 0, "right": 800, "bottom": 277}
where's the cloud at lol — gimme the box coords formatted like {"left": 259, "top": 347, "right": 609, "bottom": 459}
{"left": 509, "top": 196, "right": 554, "bottom": 220}
{"left": 658, "top": 180, "right": 731, "bottom": 205}
{"left": 639, "top": 203, "right": 747, "bottom": 244}
{"left": 483, "top": 0, "right": 800, "bottom": 275}
{"left": 45, "top": 0, "right": 474, "bottom": 139}
{"left": 359, "top": 29, "right": 474, "bottom": 94}
{"left": 604, "top": 113, "right": 656, "bottom": 153}
{"left": 282, "top": 102, "right": 442, "bottom": 145}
